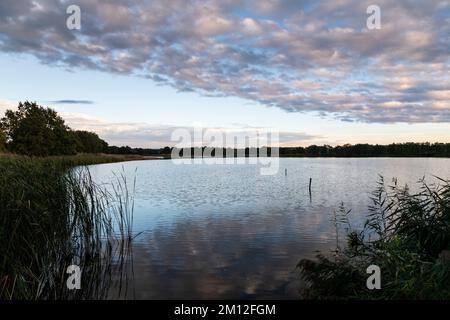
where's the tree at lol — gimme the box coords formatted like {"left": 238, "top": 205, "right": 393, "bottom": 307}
{"left": 0, "top": 129, "right": 6, "bottom": 152}
{"left": 73, "top": 130, "right": 108, "bottom": 153}
{"left": 0, "top": 101, "right": 77, "bottom": 156}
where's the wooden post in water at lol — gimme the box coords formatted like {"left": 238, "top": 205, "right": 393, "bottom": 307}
{"left": 285, "top": 168, "right": 287, "bottom": 176}
{"left": 309, "top": 178, "right": 312, "bottom": 195}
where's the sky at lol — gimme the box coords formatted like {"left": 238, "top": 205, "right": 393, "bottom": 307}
{"left": 0, "top": 0, "right": 449, "bottom": 148}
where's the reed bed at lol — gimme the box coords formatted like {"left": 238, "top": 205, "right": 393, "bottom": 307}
{"left": 0, "top": 157, "right": 135, "bottom": 299}
{"left": 298, "top": 176, "right": 450, "bottom": 299}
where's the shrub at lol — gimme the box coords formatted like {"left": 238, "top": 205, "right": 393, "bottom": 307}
{"left": 298, "top": 177, "right": 450, "bottom": 299}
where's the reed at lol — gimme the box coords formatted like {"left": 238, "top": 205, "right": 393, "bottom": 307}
{"left": 298, "top": 176, "right": 450, "bottom": 299}
{"left": 0, "top": 157, "right": 135, "bottom": 299}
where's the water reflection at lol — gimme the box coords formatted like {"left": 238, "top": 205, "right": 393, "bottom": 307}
{"left": 87, "top": 158, "right": 450, "bottom": 299}
{"left": 120, "top": 207, "right": 336, "bottom": 299}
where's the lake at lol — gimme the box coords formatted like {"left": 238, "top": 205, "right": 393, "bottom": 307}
{"left": 87, "top": 157, "right": 450, "bottom": 299}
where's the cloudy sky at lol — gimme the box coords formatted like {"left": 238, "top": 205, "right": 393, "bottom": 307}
{"left": 0, "top": 0, "right": 449, "bottom": 147}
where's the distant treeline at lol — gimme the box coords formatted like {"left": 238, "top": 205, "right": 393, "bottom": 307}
{"left": 109, "top": 143, "right": 450, "bottom": 158}
{"left": 2, "top": 102, "right": 450, "bottom": 158}
{"left": 107, "top": 145, "right": 171, "bottom": 156}
{"left": 278, "top": 143, "right": 450, "bottom": 157}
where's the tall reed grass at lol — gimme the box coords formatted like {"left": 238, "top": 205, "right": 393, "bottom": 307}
{"left": 298, "top": 176, "right": 450, "bottom": 299}
{"left": 0, "top": 157, "right": 135, "bottom": 299}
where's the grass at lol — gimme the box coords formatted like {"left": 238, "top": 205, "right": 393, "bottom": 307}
{"left": 0, "top": 156, "right": 135, "bottom": 299}
{"left": 298, "top": 176, "right": 450, "bottom": 299}
{"left": 0, "top": 152, "right": 146, "bottom": 166}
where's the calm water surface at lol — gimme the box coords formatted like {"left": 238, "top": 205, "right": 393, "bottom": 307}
{"left": 87, "top": 158, "right": 450, "bottom": 299}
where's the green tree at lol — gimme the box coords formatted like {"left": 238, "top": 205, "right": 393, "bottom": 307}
{"left": 73, "top": 130, "right": 108, "bottom": 153}
{"left": 0, "top": 129, "right": 6, "bottom": 152}
{"left": 0, "top": 101, "right": 77, "bottom": 156}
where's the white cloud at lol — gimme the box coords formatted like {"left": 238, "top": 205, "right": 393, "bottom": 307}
{"left": 0, "top": 99, "right": 17, "bottom": 114}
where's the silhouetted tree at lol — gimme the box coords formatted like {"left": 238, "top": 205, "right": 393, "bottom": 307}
{"left": 0, "top": 101, "right": 77, "bottom": 156}
{"left": 162, "top": 146, "right": 172, "bottom": 155}
{"left": 73, "top": 130, "right": 108, "bottom": 153}
{"left": 0, "top": 129, "right": 6, "bottom": 152}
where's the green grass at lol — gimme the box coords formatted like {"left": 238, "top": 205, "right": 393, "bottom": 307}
{"left": 0, "top": 156, "right": 135, "bottom": 299}
{"left": 0, "top": 152, "right": 145, "bottom": 167}
{"left": 298, "top": 176, "right": 450, "bottom": 299}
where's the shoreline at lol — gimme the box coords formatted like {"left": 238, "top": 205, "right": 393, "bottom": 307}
{"left": 0, "top": 153, "right": 166, "bottom": 166}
